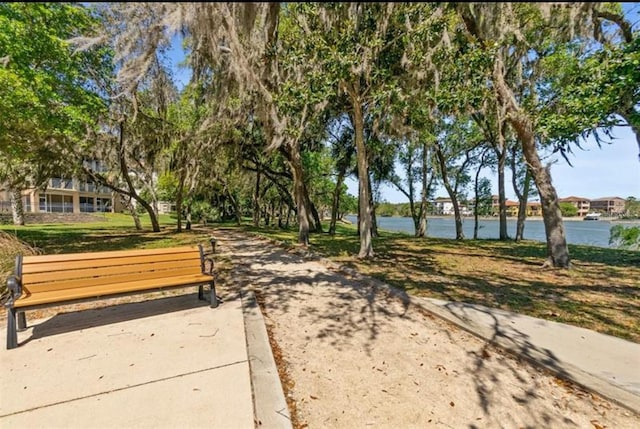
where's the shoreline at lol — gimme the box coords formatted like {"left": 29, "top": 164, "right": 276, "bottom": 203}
{"left": 360, "top": 215, "right": 640, "bottom": 224}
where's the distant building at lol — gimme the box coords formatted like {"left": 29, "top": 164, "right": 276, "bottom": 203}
{"left": 432, "top": 197, "right": 474, "bottom": 216}
{"left": 491, "top": 195, "right": 542, "bottom": 217}
{"left": 558, "top": 196, "right": 591, "bottom": 217}
{"left": 589, "top": 197, "right": 626, "bottom": 216}
{"left": 0, "top": 160, "right": 122, "bottom": 215}
{"left": 433, "top": 197, "right": 454, "bottom": 215}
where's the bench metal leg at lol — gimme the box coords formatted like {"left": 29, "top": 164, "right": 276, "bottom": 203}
{"left": 7, "top": 307, "right": 18, "bottom": 350}
{"left": 198, "top": 285, "right": 205, "bottom": 301}
{"left": 210, "top": 280, "right": 218, "bottom": 308}
{"left": 17, "top": 311, "right": 26, "bottom": 331}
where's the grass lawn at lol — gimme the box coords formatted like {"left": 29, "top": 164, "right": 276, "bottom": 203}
{"left": 1, "top": 216, "right": 638, "bottom": 343}
{"left": 243, "top": 222, "right": 640, "bottom": 343}
{"left": 0, "top": 213, "right": 215, "bottom": 254}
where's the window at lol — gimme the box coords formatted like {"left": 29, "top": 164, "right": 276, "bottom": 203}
{"left": 96, "top": 197, "right": 112, "bottom": 212}
{"left": 23, "top": 196, "right": 31, "bottom": 212}
{"left": 40, "top": 194, "right": 73, "bottom": 213}
{"left": 79, "top": 196, "right": 94, "bottom": 213}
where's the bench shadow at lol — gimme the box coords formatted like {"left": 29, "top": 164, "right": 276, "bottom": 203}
{"left": 22, "top": 293, "right": 214, "bottom": 346}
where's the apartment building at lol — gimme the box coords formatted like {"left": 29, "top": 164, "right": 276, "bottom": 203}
{"left": 589, "top": 196, "right": 626, "bottom": 216}
{"left": 0, "top": 160, "right": 121, "bottom": 215}
{"left": 432, "top": 197, "right": 473, "bottom": 216}
{"left": 558, "top": 196, "right": 591, "bottom": 217}
{"left": 491, "top": 195, "right": 542, "bottom": 217}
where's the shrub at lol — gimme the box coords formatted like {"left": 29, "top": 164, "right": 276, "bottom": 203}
{"left": 609, "top": 225, "right": 640, "bottom": 250}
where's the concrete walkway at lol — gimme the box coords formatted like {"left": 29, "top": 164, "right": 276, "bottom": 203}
{"left": 413, "top": 297, "right": 640, "bottom": 413}
{"left": 0, "top": 292, "right": 283, "bottom": 428}
{"left": 329, "top": 255, "right": 640, "bottom": 415}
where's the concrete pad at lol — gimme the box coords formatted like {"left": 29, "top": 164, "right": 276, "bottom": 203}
{"left": 0, "top": 294, "right": 255, "bottom": 428}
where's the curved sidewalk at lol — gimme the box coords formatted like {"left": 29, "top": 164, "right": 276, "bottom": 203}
{"left": 326, "top": 260, "right": 640, "bottom": 415}
{"left": 411, "top": 296, "right": 640, "bottom": 413}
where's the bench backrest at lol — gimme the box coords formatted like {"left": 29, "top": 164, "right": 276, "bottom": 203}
{"left": 20, "top": 246, "right": 204, "bottom": 295}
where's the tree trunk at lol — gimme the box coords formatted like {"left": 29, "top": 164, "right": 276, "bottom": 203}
{"left": 286, "top": 143, "right": 310, "bottom": 246}
{"left": 139, "top": 199, "right": 160, "bottom": 232}
{"left": 329, "top": 171, "right": 344, "bottom": 235}
{"left": 493, "top": 59, "right": 569, "bottom": 267}
{"left": 435, "top": 146, "right": 464, "bottom": 240}
{"left": 473, "top": 160, "right": 482, "bottom": 240}
{"left": 227, "top": 191, "right": 241, "bottom": 225}
{"left": 125, "top": 197, "right": 142, "bottom": 230}
{"left": 10, "top": 187, "right": 25, "bottom": 226}
{"left": 185, "top": 203, "right": 192, "bottom": 230}
{"left": 416, "top": 143, "right": 429, "bottom": 238}
{"left": 515, "top": 175, "right": 530, "bottom": 242}
{"left": 511, "top": 146, "right": 532, "bottom": 242}
{"left": 496, "top": 127, "right": 508, "bottom": 240}
{"left": 349, "top": 86, "right": 374, "bottom": 258}
{"left": 368, "top": 176, "right": 378, "bottom": 238}
{"left": 306, "top": 192, "right": 323, "bottom": 233}
{"left": 253, "top": 169, "right": 261, "bottom": 227}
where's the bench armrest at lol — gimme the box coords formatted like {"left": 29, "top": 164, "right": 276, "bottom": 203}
{"left": 198, "top": 243, "right": 215, "bottom": 276}
{"left": 6, "top": 275, "right": 22, "bottom": 304}
{"left": 202, "top": 256, "right": 215, "bottom": 276}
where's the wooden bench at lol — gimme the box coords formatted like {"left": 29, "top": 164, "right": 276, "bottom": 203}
{"left": 5, "top": 239, "right": 218, "bottom": 349}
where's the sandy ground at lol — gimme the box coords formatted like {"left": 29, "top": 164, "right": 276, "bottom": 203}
{"left": 217, "top": 228, "right": 640, "bottom": 429}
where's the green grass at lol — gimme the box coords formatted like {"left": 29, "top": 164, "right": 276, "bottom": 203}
{"left": 0, "top": 213, "right": 211, "bottom": 254}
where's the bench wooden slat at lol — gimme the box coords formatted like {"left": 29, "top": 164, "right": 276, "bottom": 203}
{"left": 6, "top": 242, "right": 218, "bottom": 350}
{"left": 23, "top": 265, "right": 205, "bottom": 294}
{"left": 22, "top": 246, "right": 201, "bottom": 264}
{"left": 22, "top": 259, "right": 202, "bottom": 286}
{"left": 22, "top": 251, "right": 200, "bottom": 274}
{"left": 14, "top": 273, "right": 214, "bottom": 308}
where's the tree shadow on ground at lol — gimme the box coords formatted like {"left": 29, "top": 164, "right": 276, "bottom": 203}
{"left": 215, "top": 229, "right": 632, "bottom": 428}
{"left": 306, "top": 233, "right": 640, "bottom": 343}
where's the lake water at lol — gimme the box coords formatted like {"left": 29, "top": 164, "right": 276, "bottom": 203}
{"left": 345, "top": 215, "right": 640, "bottom": 248}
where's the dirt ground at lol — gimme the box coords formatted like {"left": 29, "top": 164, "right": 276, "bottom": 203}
{"left": 217, "top": 229, "right": 640, "bottom": 429}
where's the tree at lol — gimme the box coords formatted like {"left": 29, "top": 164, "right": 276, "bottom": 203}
{"left": 434, "top": 119, "right": 474, "bottom": 240}
{"left": 559, "top": 202, "right": 578, "bottom": 217}
{"left": 296, "top": 3, "right": 407, "bottom": 258}
{"left": 389, "top": 134, "right": 436, "bottom": 238}
{"left": 538, "top": 5, "right": 639, "bottom": 161}
{"left": 454, "top": 3, "right": 606, "bottom": 267}
{"left": 327, "top": 116, "right": 356, "bottom": 235}
{"left": 472, "top": 149, "right": 494, "bottom": 240}
{"left": 0, "top": 3, "right": 109, "bottom": 224}
{"left": 509, "top": 142, "right": 537, "bottom": 241}
{"left": 624, "top": 196, "right": 640, "bottom": 218}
